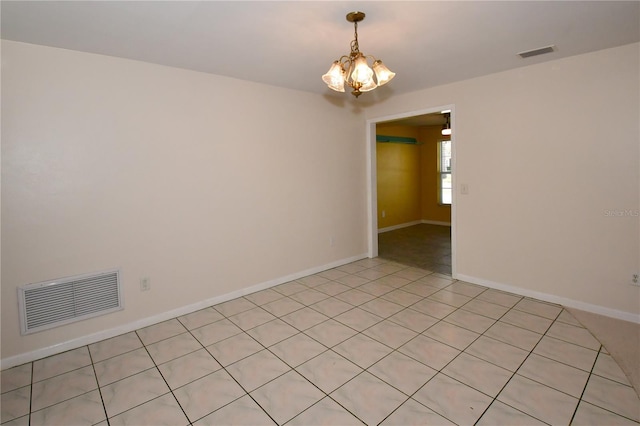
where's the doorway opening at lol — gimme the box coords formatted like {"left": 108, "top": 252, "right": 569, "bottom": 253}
{"left": 366, "top": 106, "right": 456, "bottom": 277}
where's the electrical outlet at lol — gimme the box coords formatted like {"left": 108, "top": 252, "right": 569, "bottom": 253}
{"left": 382, "top": 210, "right": 386, "bottom": 218}
{"left": 140, "top": 277, "right": 151, "bottom": 291}
{"left": 632, "top": 274, "right": 639, "bottom": 286}
{"left": 329, "top": 236, "right": 335, "bottom": 247}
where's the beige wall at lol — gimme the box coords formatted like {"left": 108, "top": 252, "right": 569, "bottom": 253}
{"left": 1, "top": 41, "right": 366, "bottom": 362}
{"left": 367, "top": 43, "right": 640, "bottom": 319}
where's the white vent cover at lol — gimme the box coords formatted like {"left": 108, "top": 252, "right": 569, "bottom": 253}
{"left": 18, "top": 269, "right": 123, "bottom": 335}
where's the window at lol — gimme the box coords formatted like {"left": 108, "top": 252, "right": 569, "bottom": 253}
{"left": 439, "top": 140, "right": 452, "bottom": 205}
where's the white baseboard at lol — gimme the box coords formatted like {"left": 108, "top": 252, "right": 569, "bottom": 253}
{"left": 421, "top": 220, "right": 451, "bottom": 227}
{"left": 1, "top": 253, "right": 368, "bottom": 370}
{"left": 378, "top": 220, "right": 421, "bottom": 233}
{"left": 378, "top": 220, "right": 451, "bottom": 234}
{"left": 457, "top": 273, "right": 640, "bottom": 324}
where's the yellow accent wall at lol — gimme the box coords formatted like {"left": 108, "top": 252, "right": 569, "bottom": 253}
{"left": 376, "top": 124, "right": 421, "bottom": 229}
{"left": 420, "top": 126, "right": 452, "bottom": 223}
{"left": 376, "top": 123, "right": 451, "bottom": 230}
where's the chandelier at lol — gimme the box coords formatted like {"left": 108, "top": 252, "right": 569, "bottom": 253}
{"left": 322, "top": 12, "right": 395, "bottom": 98}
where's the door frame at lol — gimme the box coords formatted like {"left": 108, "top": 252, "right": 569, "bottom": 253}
{"left": 366, "top": 105, "right": 457, "bottom": 278}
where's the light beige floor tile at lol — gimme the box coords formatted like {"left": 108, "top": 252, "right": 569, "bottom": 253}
{"left": 309, "top": 297, "right": 353, "bottom": 317}
{"left": 500, "top": 309, "right": 553, "bottom": 334}
{"left": 514, "top": 298, "right": 562, "bottom": 320}
{"left": 190, "top": 318, "right": 242, "bottom": 346}
{"left": 205, "top": 332, "right": 263, "bottom": 366}
{"left": 388, "top": 308, "right": 439, "bottom": 333}
{"left": 30, "top": 389, "right": 105, "bottom": 426}
{"left": 289, "top": 289, "right": 329, "bottom": 306}
{"left": 476, "top": 289, "right": 522, "bottom": 307}
{"left": 158, "top": 349, "right": 221, "bottom": 389}
{"left": 243, "top": 288, "right": 283, "bottom": 306}
{"left": 315, "top": 281, "right": 350, "bottom": 296}
{"left": 497, "top": 374, "right": 579, "bottom": 425}
{"left": 296, "top": 274, "right": 330, "bottom": 286}
{"left": 146, "top": 332, "right": 202, "bottom": 364}
{"left": 572, "top": 400, "right": 640, "bottom": 426}
{"left": 193, "top": 394, "right": 275, "bottom": 426}
{"left": 333, "top": 334, "right": 392, "bottom": 368}
{"left": 334, "top": 307, "right": 382, "bottom": 331}
{"left": 89, "top": 332, "right": 142, "bottom": 363}
{"left": 400, "top": 282, "right": 440, "bottom": 298}
{"left": 273, "top": 281, "right": 308, "bottom": 296}
{"left": 281, "top": 307, "right": 329, "bottom": 331}
{"left": 476, "top": 400, "right": 547, "bottom": 426}
{"left": 369, "top": 351, "right": 437, "bottom": 395}
{"left": 416, "top": 275, "right": 454, "bottom": 289}
{"left": 414, "top": 373, "right": 493, "bottom": 425}
{"left": 593, "top": 352, "right": 633, "bottom": 385}
{"left": 1, "top": 364, "right": 32, "bottom": 394}
{"left": 261, "top": 297, "right": 305, "bottom": 317}
{"left": 461, "top": 298, "right": 510, "bottom": 320}
{"left": 226, "top": 349, "right": 290, "bottom": 391}
{"left": 363, "top": 320, "right": 417, "bottom": 348}
{"left": 269, "top": 333, "right": 326, "bottom": 367}
{"left": 337, "top": 263, "right": 369, "bottom": 274}
{"left": 94, "top": 347, "right": 154, "bottom": 386}
{"left": 177, "top": 308, "right": 224, "bottom": 330}
{"left": 136, "top": 319, "right": 186, "bottom": 346}
{"left": 375, "top": 275, "right": 413, "bottom": 288}
{"left": 304, "top": 318, "right": 357, "bottom": 347}
{"left": 380, "top": 289, "right": 423, "bottom": 307}
{"left": 533, "top": 335, "right": 598, "bottom": 371}
{"left": 556, "top": 309, "right": 583, "bottom": 327}
{"left": 331, "top": 371, "right": 407, "bottom": 426}
{"left": 391, "top": 267, "right": 430, "bottom": 281}
{"left": 398, "top": 335, "right": 460, "bottom": 370}
{"left": 31, "top": 366, "right": 97, "bottom": 411}
{"left": 334, "top": 274, "right": 371, "bottom": 287}
{"left": 174, "top": 369, "right": 245, "bottom": 423}
{"left": 101, "top": 368, "right": 169, "bottom": 418}
{"left": 410, "top": 299, "right": 457, "bottom": 319}
{"left": 288, "top": 396, "right": 365, "bottom": 426}
{"left": 335, "top": 289, "right": 376, "bottom": 306}
{"left": 0, "top": 414, "right": 29, "bottom": 426}
{"left": 227, "top": 307, "right": 276, "bottom": 330}
{"left": 251, "top": 370, "right": 324, "bottom": 425}
{"left": 359, "top": 298, "right": 404, "bottom": 318}
{"left": 213, "top": 297, "right": 256, "bottom": 317}
{"left": 33, "top": 347, "right": 91, "bottom": 382}
{"left": 358, "top": 282, "right": 395, "bottom": 297}
{"left": 1, "top": 386, "right": 30, "bottom": 423}
{"left": 355, "top": 268, "right": 389, "bottom": 280}
{"left": 109, "top": 393, "right": 189, "bottom": 426}
{"left": 316, "top": 268, "right": 350, "bottom": 280}
{"left": 423, "top": 321, "right": 480, "bottom": 350}
{"left": 443, "top": 308, "right": 496, "bottom": 334}
{"left": 446, "top": 281, "right": 486, "bottom": 298}
{"left": 381, "top": 398, "right": 455, "bottom": 426}
{"left": 582, "top": 374, "right": 640, "bottom": 421}
{"left": 546, "top": 321, "right": 601, "bottom": 350}
{"left": 485, "top": 321, "right": 542, "bottom": 351}
{"left": 442, "top": 352, "right": 512, "bottom": 397}
{"left": 428, "top": 289, "right": 472, "bottom": 308}
{"left": 517, "top": 353, "right": 590, "bottom": 397}
{"left": 296, "top": 350, "right": 362, "bottom": 393}
{"left": 247, "top": 318, "right": 299, "bottom": 347}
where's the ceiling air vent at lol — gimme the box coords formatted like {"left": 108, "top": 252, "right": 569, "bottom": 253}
{"left": 518, "top": 45, "right": 556, "bottom": 59}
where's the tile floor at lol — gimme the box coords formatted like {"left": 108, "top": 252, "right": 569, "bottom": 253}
{"left": 2, "top": 258, "right": 640, "bottom": 425}
{"left": 378, "top": 224, "right": 451, "bottom": 274}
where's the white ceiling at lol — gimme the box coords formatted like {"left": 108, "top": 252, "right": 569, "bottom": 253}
{"left": 2, "top": 1, "right": 639, "bottom": 102}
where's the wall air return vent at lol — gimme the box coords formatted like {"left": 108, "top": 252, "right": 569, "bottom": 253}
{"left": 18, "top": 269, "right": 123, "bottom": 335}
{"left": 518, "top": 45, "right": 556, "bottom": 58}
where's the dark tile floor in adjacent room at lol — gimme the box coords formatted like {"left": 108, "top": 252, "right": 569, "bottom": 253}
{"left": 378, "top": 224, "right": 451, "bottom": 275}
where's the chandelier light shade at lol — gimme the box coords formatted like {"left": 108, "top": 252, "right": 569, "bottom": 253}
{"left": 322, "top": 11, "right": 395, "bottom": 98}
